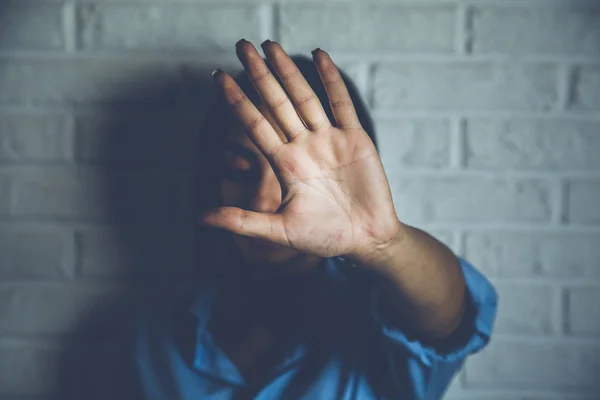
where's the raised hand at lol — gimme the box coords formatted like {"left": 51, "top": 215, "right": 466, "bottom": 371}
{"left": 200, "top": 39, "right": 402, "bottom": 261}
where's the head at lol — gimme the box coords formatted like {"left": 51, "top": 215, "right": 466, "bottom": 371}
{"left": 195, "top": 54, "right": 378, "bottom": 279}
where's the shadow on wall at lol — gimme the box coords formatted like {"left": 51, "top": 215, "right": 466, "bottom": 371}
{"left": 49, "top": 62, "right": 220, "bottom": 399}
{"left": 45, "top": 52, "right": 371, "bottom": 398}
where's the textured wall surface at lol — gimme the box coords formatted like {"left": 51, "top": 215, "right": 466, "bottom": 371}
{"left": 0, "top": 0, "right": 599, "bottom": 399}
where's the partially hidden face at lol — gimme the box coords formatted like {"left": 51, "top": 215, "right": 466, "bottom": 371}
{"left": 218, "top": 104, "right": 303, "bottom": 266}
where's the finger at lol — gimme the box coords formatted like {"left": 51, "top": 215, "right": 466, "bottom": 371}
{"left": 199, "top": 207, "right": 289, "bottom": 247}
{"left": 213, "top": 69, "right": 284, "bottom": 159}
{"left": 261, "top": 40, "right": 332, "bottom": 132}
{"left": 236, "top": 39, "right": 308, "bottom": 141}
{"left": 312, "top": 49, "right": 362, "bottom": 130}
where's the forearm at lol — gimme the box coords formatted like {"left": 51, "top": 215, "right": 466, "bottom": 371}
{"left": 349, "top": 221, "right": 467, "bottom": 341}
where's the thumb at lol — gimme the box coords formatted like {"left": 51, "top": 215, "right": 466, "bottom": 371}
{"left": 199, "top": 207, "right": 288, "bottom": 246}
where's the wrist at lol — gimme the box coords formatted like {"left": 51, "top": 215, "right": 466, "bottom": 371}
{"left": 345, "top": 220, "right": 410, "bottom": 272}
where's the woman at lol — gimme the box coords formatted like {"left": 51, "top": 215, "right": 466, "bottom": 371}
{"left": 130, "top": 39, "right": 498, "bottom": 399}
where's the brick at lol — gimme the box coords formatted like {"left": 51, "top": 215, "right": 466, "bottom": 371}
{"left": 0, "top": 113, "right": 73, "bottom": 162}
{"left": 465, "top": 231, "right": 600, "bottom": 279}
{"left": 8, "top": 167, "right": 175, "bottom": 222}
{"left": 78, "top": 4, "right": 262, "bottom": 51}
{"left": 566, "top": 286, "right": 600, "bottom": 337}
{"left": 0, "top": 4, "right": 64, "bottom": 50}
{"left": 470, "top": 6, "right": 600, "bottom": 55}
{"left": 567, "top": 180, "right": 600, "bottom": 224}
{"left": 78, "top": 226, "right": 194, "bottom": 279}
{"left": 0, "top": 175, "right": 9, "bottom": 216}
{"left": 74, "top": 113, "right": 197, "bottom": 167}
{"left": 0, "top": 284, "right": 197, "bottom": 337}
{"left": 373, "top": 63, "right": 558, "bottom": 111}
{"left": 0, "top": 339, "right": 126, "bottom": 396}
{"left": 0, "top": 397, "right": 52, "bottom": 400}
{"left": 465, "top": 119, "right": 600, "bottom": 170}
{"left": 0, "top": 341, "right": 61, "bottom": 395}
{"left": 465, "top": 339, "right": 600, "bottom": 392}
{"left": 0, "top": 284, "right": 140, "bottom": 335}
{"left": 569, "top": 66, "right": 600, "bottom": 112}
{"left": 493, "top": 283, "right": 556, "bottom": 335}
{"left": 375, "top": 118, "right": 450, "bottom": 169}
{"left": 0, "top": 58, "right": 179, "bottom": 106}
{"left": 0, "top": 228, "right": 74, "bottom": 280}
{"left": 335, "top": 63, "right": 361, "bottom": 90}
{"left": 281, "top": 5, "right": 455, "bottom": 53}
{"left": 388, "top": 177, "right": 553, "bottom": 224}
{"left": 335, "top": 63, "right": 368, "bottom": 102}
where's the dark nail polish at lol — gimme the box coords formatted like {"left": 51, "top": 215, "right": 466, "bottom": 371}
{"left": 311, "top": 47, "right": 321, "bottom": 56}
{"left": 211, "top": 68, "right": 222, "bottom": 78}
{"left": 235, "top": 38, "right": 246, "bottom": 47}
{"left": 261, "top": 39, "right": 272, "bottom": 48}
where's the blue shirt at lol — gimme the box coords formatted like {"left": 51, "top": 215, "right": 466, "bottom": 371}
{"left": 129, "top": 256, "right": 497, "bottom": 399}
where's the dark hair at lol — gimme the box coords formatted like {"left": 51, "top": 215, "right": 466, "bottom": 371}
{"left": 195, "top": 54, "right": 378, "bottom": 281}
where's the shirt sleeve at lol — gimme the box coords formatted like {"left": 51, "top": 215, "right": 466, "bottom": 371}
{"left": 370, "top": 256, "right": 498, "bottom": 367}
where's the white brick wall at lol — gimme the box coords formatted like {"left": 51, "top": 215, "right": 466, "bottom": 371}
{"left": 0, "top": 0, "right": 599, "bottom": 399}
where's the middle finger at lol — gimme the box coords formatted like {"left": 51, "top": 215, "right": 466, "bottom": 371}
{"left": 261, "top": 40, "right": 332, "bottom": 132}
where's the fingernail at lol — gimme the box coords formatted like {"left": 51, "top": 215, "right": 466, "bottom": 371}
{"left": 260, "top": 39, "right": 272, "bottom": 48}
{"left": 211, "top": 68, "right": 222, "bottom": 77}
{"left": 235, "top": 38, "right": 246, "bottom": 47}
{"left": 311, "top": 47, "right": 321, "bottom": 56}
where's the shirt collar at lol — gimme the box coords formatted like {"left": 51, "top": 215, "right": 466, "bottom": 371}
{"left": 189, "top": 256, "right": 352, "bottom": 322}
{"left": 187, "top": 256, "right": 353, "bottom": 385}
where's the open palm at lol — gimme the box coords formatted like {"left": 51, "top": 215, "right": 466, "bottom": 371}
{"left": 200, "top": 39, "right": 401, "bottom": 260}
